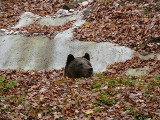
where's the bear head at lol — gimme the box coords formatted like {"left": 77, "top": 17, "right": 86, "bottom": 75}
{"left": 64, "top": 53, "right": 93, "bottom": 78}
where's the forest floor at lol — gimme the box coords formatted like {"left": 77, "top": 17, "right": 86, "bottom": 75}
{"left": 0, "top": 0, "right": 160, "bottom": 119}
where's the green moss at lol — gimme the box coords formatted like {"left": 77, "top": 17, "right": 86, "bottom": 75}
{"left": 93, "top": 73, "right": 107, "bottom": 79}
{"left": 107, "top": 80, "right": 119, "bottom": 88}
{"left": 95, "top": 106, "right": 104, "bottom": 112}
{"left": 154, "top": 74, "right": 160, "bottom": 80}
{"left": 150, "top": 96, "right": 159, "bottom": 102}
{"left": 91, "top": 81, "right": 103, "bottom": 89}
{"left": 0, "top": 108, "right": 9, "bottom": 113}
{"left": 101, "top": 89, "right": 120, "bottom": 96}
{"left": 120, "top": 79, "right": 136, "bottom": 86}
{"left": 0, "top": 77, "right": 17, "bottom": 92}
{"left": 98, "top": 95, "right": 117, "bottom": 106}
{"left": 17, "top": 96, "right": 25, "bottom": 104}
{"left": 148, "top": 79, "right": 160, "bottom": 86}
{"left": 143, "top": 90, "right": 153, "bottom": 96}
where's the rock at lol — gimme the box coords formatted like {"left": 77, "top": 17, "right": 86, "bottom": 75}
{"left": 69, "top": 9, "right": 74, "bottom": 12}
{"left": 0, "top": 11, "right": 135, "bottom": 72}
{"left": 17, "top": 105, "right": 24, "bottom": 110}
{"left": 125, "top": 67, "right": 149, "bottom": 76}
{"left": 12, "top": 12, "right": 41, "bottom": 28}
{"left": 80, "top": 1, "right": 89, "bottom": 7}
{"left": 88, "top": 0, "right": 95, "bottom": 3}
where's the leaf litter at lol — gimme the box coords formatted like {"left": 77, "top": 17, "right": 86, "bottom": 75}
{"left": 0, "top": 69, "right": 160, "bottom": 119}
{"left": 0, "top": 0, "right": 160, "bottom": 119}
{"left": 74, "top": 0, "right": 160, "bottom": 55}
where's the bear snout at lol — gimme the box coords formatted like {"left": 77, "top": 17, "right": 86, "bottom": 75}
{"left": 88, "top": 68, "right": 93, "bottom": 75}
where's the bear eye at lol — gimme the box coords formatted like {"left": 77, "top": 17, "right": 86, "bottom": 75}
{"left": 79, "top": 63, "right": 83, "bottom": 66}
{"left": 78, "top": 63, "right": 83, "bottom": 67}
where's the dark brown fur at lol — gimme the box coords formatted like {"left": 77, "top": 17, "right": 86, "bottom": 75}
{"left": 64, "top": 53, "right": 93, "bottom": 78}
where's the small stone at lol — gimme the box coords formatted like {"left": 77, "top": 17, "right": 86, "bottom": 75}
{"left": 17, "top": 104, "right": 24, "bottom": 110}
{"left": 81, "top": 1, "right": 89, "bottom": 7}
{"left": 0, "top": 29, "right": 6, "bottom": 32}
{"left": 6, "top": 30, "right": 14, "bottom": 35}
{"left": 88, "top": 0, "right": 94, "bottom": 3}
{"left": 101, "top": 85, "right": 108, "bottom": 90}
{"left": 69, "top": 9, "right": 74, "bottom": 12}
{"left": 13, "top": 31, "right": 20, "bottom": 35}
{"left": 38, "top": 113, "right": 42, "bottom": 118}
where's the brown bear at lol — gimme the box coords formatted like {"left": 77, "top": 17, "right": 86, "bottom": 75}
{"left": 64, "top": 53, "right": 93, "bottom": 78}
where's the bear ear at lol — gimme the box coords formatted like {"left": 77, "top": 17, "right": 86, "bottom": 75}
{"left": 66, "top": 54, "right": 75, "bottom": 66}
{"left": 83, "top": 53, "right": 90, "bottom": 61}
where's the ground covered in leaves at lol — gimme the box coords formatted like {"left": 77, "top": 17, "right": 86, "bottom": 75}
{"left": 74, "top": 0, "right": 160, "bottom": 55}
{"left": 0, "top": 0, "right": 75, "bottom": 28}
{"left": 0, "top": 70, "right": 160, "bottom": 119}
{"left": 0, "top": 0, "right": 160, "bottom": 119}
{"left": 105, "top": 56, "right": 160, "bottom": 76}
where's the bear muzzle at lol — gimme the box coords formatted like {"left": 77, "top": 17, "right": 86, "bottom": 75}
{"left": 86, "top": 68, "right": 93, "bottom": 77}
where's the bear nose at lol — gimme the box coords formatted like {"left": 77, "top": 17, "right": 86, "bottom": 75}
{"left": 88, "top": 68, "right": 93, "bottom": 74}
